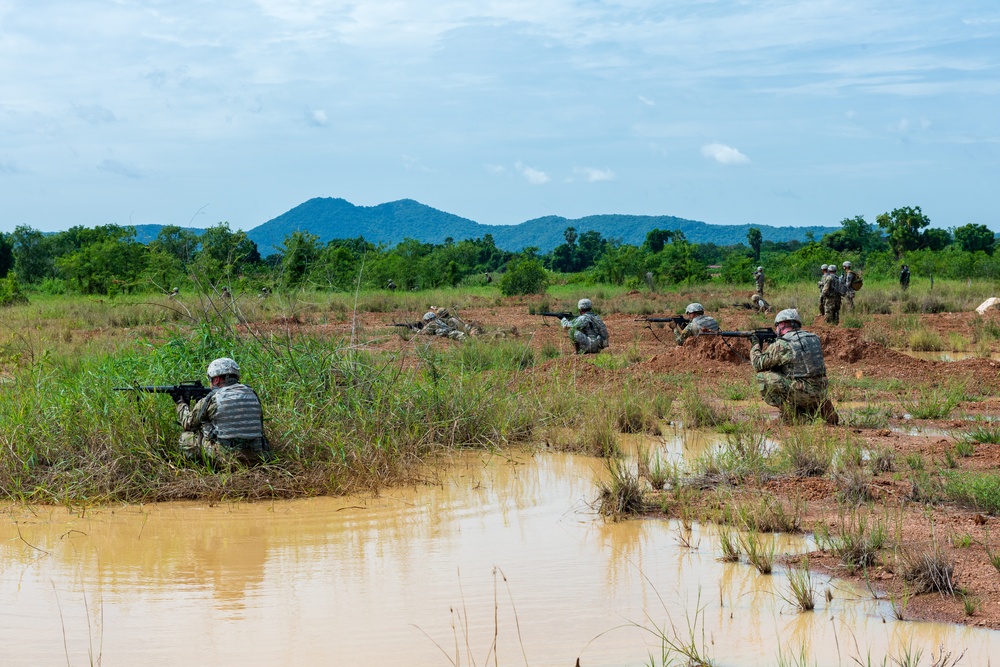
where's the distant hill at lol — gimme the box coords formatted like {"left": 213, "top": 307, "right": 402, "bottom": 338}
{"left": 245, "top": 197, "right": 837, "bottom": 254}
{"left": 128, "top": 197, "right": 838, "bottom": 254}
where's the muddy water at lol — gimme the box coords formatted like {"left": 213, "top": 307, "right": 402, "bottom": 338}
{"left": 2, "top": 452, "right": 998, "bottom": 666}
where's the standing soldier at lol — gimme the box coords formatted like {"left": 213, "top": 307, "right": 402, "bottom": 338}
{"left": 841, "top": 261, "right": 859, "bottom": 310}
{"left": 561, "top": 298, "right": 609, "bottom": 354}
{"left": 818, "top": 265, "right": 828, "bottom": 313}
{"left": 751, "top": 309, "right": 839, "bottom": 424}
{"left": 674, "top": 302, "right": 721, "bottom": 345}
{"left": 900, "top": 264, "right": 910, "bottom": 291}
{"left": 820, "top": 265, "right": 843, "bottom": 325}
{"left": 753, "top": 266, "right": 765, "bottom": 298}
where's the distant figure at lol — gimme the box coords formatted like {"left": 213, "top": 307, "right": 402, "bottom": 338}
{"left": 820, "top": 268, "right": 842, "bottom": 325}
{"left": 840, "top": 261, "right": 858, "bottom": 311}
{"left": 751, "top": 293, "right": 772, "bottom": 314}
{"left": 900, "top": 265, "right": 910, "bottom": 291}
{"left": 484, "top": 273, "right": 493, "bottom": 284}
{"left": 418, "top": 311, "right": 466, "bottom": 341}
{"left": 221, "top": 286, "right": 232, "bottom": 302}
{"left": 386, "top": 279, "right": 397, "bottom": 291}
{"left": 168, "top": 287, "right": 179, "bottom": 299}
{"left": 753, "top": 266, "right": 765, "bottom": 298}
{"left": 259, "top": 287, "right": 271, "bottom": 299}
{"left": 674, "top": 302, "right": 720, "bottom": 346}
{"left": 644, "top": 271, "right": 655, "bottom": 292}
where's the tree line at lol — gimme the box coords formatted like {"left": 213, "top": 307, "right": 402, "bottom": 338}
{"left": 0, "top": 206, "right": 995, "bottom": 301}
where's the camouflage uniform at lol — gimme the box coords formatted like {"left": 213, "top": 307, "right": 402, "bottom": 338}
{"left": 751, "top": 330, "right": 830, "bottom": 420}
{"left": 753, "top": 270, "right": 765, "bottom": 298}
{"left": 563, "top": 312, "right": 609, "bottom": 354}
{"left": 419, "top": 316, "right": 467, "bottom": 341}
{"left": 436, "top": 309, "right": 483, "bottom": 337}
{"left": 176, "top": 379, "right": 266, "bottom": 462}
{"left": 900, "top": 266, "right": 910, "bottom": 290}
{"left": 752, "top": 295, "right": 771, "bottom": 314}
{"left": 820, "top": 274, "right": 842, "bottom": 325}
{"left": 675, "top": 314, "right": 720, "bottom": 345}
{"left": 841, "top": 270, "right": 857, "bottom": 310}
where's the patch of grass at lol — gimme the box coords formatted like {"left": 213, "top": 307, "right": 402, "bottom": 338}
{"left": 733, "top": 494, "right": 802, "bottom": 533}
{"left": 963, "top": 423, "right": 1000, "bottom": 444}
{"left": 580, "top": 414, "right": 622, "bottom": 458}
{"left": 954, "top": 440, "right": 975, "bottom": 457}
{"left": 637, "top": 445, "right": 672, "bottom": 490}
{"left": 842, "top": 403, "right": 894, "bottom": 429}
{"left": 942, "top": 471, "right": 1000, "bottom": 514}
{"left": 950, "top": 533, "right": 972, "bottom": 549}
{"left": 785, "top": 558, "right": 815, "bottom": 612}
{"left": 717, "top": 525, "right": 740, "bottom": 562}
{"left": 897, "top": 541, "right": 955, "bottom": 595}
{"left": 456, "top": 338, "right": 536, "bottom": 371}
{"left": 830, "top": 512, "right": 889, "bottom": 572}
{"left": 781, "top": 427, "right": 834, "bottom": 476}
{"left": 596, "top": 458, "right": 644, "bottom": 521}
{"left": 539, "top": 340, "right": 561, "bottom": 360}
{"left": 841, "top": 314, "right": 864, "bottom": 329}
{"left": 962, "top": 594, "right": 981, "bottom": 616}
{"left": 868, "top": 446, "right": 895, "bottom": 474}
{"left": 947, "top": 333, "right": 969, "bottom": 352}
{"left": 616, "top": 395, "right": 661, "bottom": 435}
{"left": 902, "top": 385, "right": 963, "bottom": 419}
{"left": 835, "top": 466, "right": 874, "bottom": 504}
{"left": 719, "top": 379, "right": 751, "bottom": 401}
{"left": 679, "top": 383, "right": 726, "bottom": 428}
{"left": 909, "top": 328, "right": 945, "bottom": 351}
{"left": 905, "top": 453, "right": 925, "bottom": 471}
{"left": 739, "top": 530, "right": 775, "bottom": 575}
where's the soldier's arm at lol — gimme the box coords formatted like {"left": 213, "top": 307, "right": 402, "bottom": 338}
{"left": 177, "top": 395, "right": 214, "bottom": 431}
{"left": 751, "top": 339, "right": 793, "bottom": 372}
{"left": 675, "top": 321, "right": 698, "bottom": 345}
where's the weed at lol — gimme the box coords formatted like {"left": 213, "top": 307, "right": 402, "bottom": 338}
{"left": 539, "top": 341, "right": 561, "bottom": 360}
{"left": 905, "top": 453, "right": 925, "bottom": 471}
{"left": 785, "top": 558, "right": 815, "bottom": 612}
{"left": 616, "top": 396, "right": 661, "bottom": 435}
{"left": 776, "top": 644, "right": 814, "bottom": 667}
{"left": 720, "top": 379, "right": 751, "bottom": 401}
{"left": 579, "top": 413, "right": 622, "bottom": 458}
{"left": 962, "top": 594, "right": 980, "bottom": 616}
{"left": 717, "top": 525, "right": 741, "bottom": 562}
{"left": 596, "top": 458, "right": 644, "bottom": 520}
{"left": 943, "top": 448, "right": 957, "bottom": 469}
{"left": 843, "top": 404, "right": 894, "bottom": 429}
{"left": 953, "top": 440, "right": 975, "bottom": 458}
{"left": 909, "top": 328, "right": 945, "bottom": 351}
{"left": 835, "top": 467, "right": 875, "bottom": 504}
{"left": 963, "top": 423, "right": 1000, "bottom": 444}
{"left": 831, "top": 512, "right": 889, "bottom": 572}
{"left": 679, "top": 383, "right": 725, "bottom": 428}
{"left": 897, "top": 541, "right": 955, "bottom": 595}
{"left": 947, "top": 333, "right": 969, "bottom": 352}
{"left": 868, "top": 447, "right": 895, "bottom": 474}
{"left": 782, "top": 427, "right": 833, "bottom": 476}
{"left": 888, "top": 584, "right": 911, "bottom": 621}
{"left": 637, "top": 445, "right": 671, "bottom": 490}
{"left": 739, "top": 530, "right": 776, "bottom": 574}
{"left": 942, "top": 471, "right": 1000, "bottom": 513}
{"left": 949, "top": 533, "right": 972, "bottom": 549}
{"left": 734, "top": 495, "right": 802, "bottom": 533}
{"left": 902, "top": 385, "right": 963, "bottom": 419}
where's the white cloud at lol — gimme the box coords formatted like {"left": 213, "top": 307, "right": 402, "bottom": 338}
{"left": 701, "top": 143, "right": 750, "bottom": 165}
{"left": 484, "top": 163, "right": 506, "bottom": 173}
{"left": 515, "top": 161, "right": 549, "bottom": 185}
{"left": 307, "top": 109, "right": 328, "bottom": 127}
{"left": 574, "top": 166, "right": 615, "bottom": 182}
{"left": 97, "top": 159, "right": 144, "bottom": 179}
{"left": 638, "top": 95, "right": 655, "bottom": 107}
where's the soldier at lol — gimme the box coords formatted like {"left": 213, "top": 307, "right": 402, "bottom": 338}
{"left": 434, "top": 307, "right": 483, "bottom": 337}
{"left": 259, "top": 286, "right": 271, "bottom": 299}
{"left": 900, "top": 264, "right": 910, "bottom": 291}
{"left": 841, "top": 261, "right": 858, "bottom": 310}
{"left": 674, "top": 302, "right": 720, "bottom": 345}
{"left": 753, "top": 266, "right": 765, "bottom": 298}
{"left": 751, "top": 293, "right": 772, "bottom": 314}
{"left": 820, "top": 265, "right": 843, "bottom": 325}
{"left": 484, "top": 272, "right": 493, "bottom": 284}
{"left": 418, "top": 311, "right": 467, "bottom": 341}
{"left": 221, "top": 286, "right": 233, "bottom": 302}
{"left": 168, "top": 287, "right": 180, "bottom": 299}
{"left": 386, "top": 279, "right": 397, "bottom": 291}
{"left": 561, "top": 298, "right": 609, "bottom": 354}
{"left": 176, "top": 357, "right": 267, "bottom": 463}
{"left": 751, "top": 308, "right": 839, "bottom": 425}
{"left": 818, "top": 264, "right": 828, "bottom": 314}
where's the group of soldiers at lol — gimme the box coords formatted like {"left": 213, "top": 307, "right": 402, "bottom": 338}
{"left": 817, "top": 261, "right": 862, "bottom": 325}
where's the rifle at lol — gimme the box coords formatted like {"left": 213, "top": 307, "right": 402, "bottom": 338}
{"left": 539, "top": 311, "right": 574, "bottom": 320}
{"left": 636, "top": 315, "right": 687, "bottom": 328}
{"left": 701, "top": 328, "right": 778, "bottom": 344}
{"left": 114, "top": 380, "right": 212, "bottom": 404}
{"left": 389, "top": 321, "right": 424, "bottom": 331}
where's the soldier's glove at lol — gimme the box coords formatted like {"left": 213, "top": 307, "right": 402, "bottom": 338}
{"left": 170, "top": 390, "right": 186, "bottom": 405}
{"left": 749, "top": 334, "right": 761, "bottom": 347}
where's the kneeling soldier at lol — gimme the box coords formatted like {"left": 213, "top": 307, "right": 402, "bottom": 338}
{"left": 751, "top": 309, "right": 838, "bottom": 424}
{"left": 561, "top": 298, "right": 609, "bottom": 354}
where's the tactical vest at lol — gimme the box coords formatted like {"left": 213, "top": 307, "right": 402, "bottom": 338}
{"left": 782, "top": 330, "right": 826, "bottom": 379}
{"left": 209, "top": 383, "right": 264, "bottom": 442}
{"left": 692, "top": 315, "right": 720, "bottom": 332}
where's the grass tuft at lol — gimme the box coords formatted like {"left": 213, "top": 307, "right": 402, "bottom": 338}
{"left": 596, "top": 458, "right": 644, "bottom": 520}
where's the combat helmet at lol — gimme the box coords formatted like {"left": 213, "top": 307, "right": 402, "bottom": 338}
{"left": 820, "top": 264, "right": 828, "bottom": 271}
{"left": 207, "top": 357, "right": 240, "bottom": 379}
{"left": 577, "top": 298, "right": 593, "bottom": 311}
{"left": 843, "top": 261, "right": 852, "bottom": 268}
{"left": 423, "top": 311, "right": 436, "bottom": 322}
{"left": 684, "top": 302, "right": 705, "bottom": 315}
{"left": 756, "top": 266, "right": 763, "bottom": 272}
{"left": 774, "top": 308, "right": 801, "bottom": 326}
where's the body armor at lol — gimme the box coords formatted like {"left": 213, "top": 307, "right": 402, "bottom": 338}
{"left": 207, "top": 383, "right": 264, "bottom": 443}
{"left": 782, "top": 330, "right": 826, "bottom": 378}
{"left": 692, "top": 315, "right": 720, "bottom": 332}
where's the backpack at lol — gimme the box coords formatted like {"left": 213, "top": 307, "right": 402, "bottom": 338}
{"left": 851, "top": 274, "right": 863, "bottom": 291}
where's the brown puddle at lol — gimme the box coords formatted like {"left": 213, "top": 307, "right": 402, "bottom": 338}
{"left": 2, "top": 450, "right": 999, "bottom": 666}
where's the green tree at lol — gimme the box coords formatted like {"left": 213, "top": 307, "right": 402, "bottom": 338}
{"left": 150, "top": 225, "right": 200, "bottom": 264}
{"left": 498, "top": 256, "right": 548, "bottom": 295}
{"left": 12, "top": 225, "right": 55, "bottom": 284}
{"left": 954, "top": 223, "right": 995, "bottom": 255}
{"left": 876, "top": 206, "right": 930, "bottom": 257}
{"left": 643, "top": 228, "right": 674, "bottom": 254}
{"left": 746, "top": 227, "right": 762, "bottom": 262}
{"left": 0, "top": 233, "right": 14, "bottom": 278}
{"left": 921, "top": 228, "right": 951, "bottom": 252}
{"left": 193, "top": 222, "right": 261, "bottom": 282}
{"left": 279, "top": 231, "right": 322, "bottom": 289}
{"left": 823, "top": 215, "right": 886, "bottom": 253}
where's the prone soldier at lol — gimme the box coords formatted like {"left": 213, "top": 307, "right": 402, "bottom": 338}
{"left": 674, "top": 302, "right": 720, "bottom": 345}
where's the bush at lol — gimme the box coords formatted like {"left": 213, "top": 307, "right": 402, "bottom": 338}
{"left": 0, "top": 275, "right": 28, "bottom": 307}
{"left": 498, "top": 257, "right": 549, "bottom": 296}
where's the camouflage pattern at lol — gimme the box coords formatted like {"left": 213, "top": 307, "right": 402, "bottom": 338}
{"left": 820, "top": 273, "right": 842, "bottom": 324}
{"left": 841, "top": 270, "right": 857, "bottom": 310}
{"left": 753, "top": 270, "right": 765, "bottom": 297}
{"left": 563, "top": 312, "right": 608, "bottom": 354}
{"left": 752, "top": 294, "right": 771, "bottom": 313}
{"left": 675, "top": 314, "right": 719, "bottom": 345}
{"left": 751, "top": 333, "right": 830, "bottom": 420}
{"left": 176, "top": 380, "right": 266, "bottom": 463}
{"left": 900, "top": 265, "right": 910, "bottom": 290}
{"left": 419, "top": 316, "right": 467, "bottom": 341}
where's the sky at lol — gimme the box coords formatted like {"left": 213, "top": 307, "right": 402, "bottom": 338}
{"left": 1, "top": 0, "right": 998, "bottom": 234}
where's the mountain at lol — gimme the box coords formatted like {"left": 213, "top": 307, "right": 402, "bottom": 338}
{"left": 244, "top": 197, "right": 837, "bottom": 254}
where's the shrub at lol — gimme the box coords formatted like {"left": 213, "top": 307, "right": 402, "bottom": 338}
{"left": 498, "top": 257, "right": 549, "bottom": 296}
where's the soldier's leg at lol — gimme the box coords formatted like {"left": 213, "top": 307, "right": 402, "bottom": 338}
{"left": 831, "top": 300, "right": 841, "bottom": 324}
{"left": 570, "top": 330, "right": 590, "bottom": 354}
{"left": 447, "top": 330, "right": 467, "bottom": 341}
{"left": 179, "top": 431, "right": 220, "bottom": 463}
{"left": 755, "top": 371, "right": 790, "bottom": 408}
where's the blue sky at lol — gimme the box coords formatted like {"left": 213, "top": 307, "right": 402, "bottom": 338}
{"left": 1, "top": 0, "right": 997, "bottom": 234}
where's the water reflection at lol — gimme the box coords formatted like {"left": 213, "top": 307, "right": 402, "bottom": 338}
{"left": 1, "top": 451, "right": 998, "bottom": 666}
